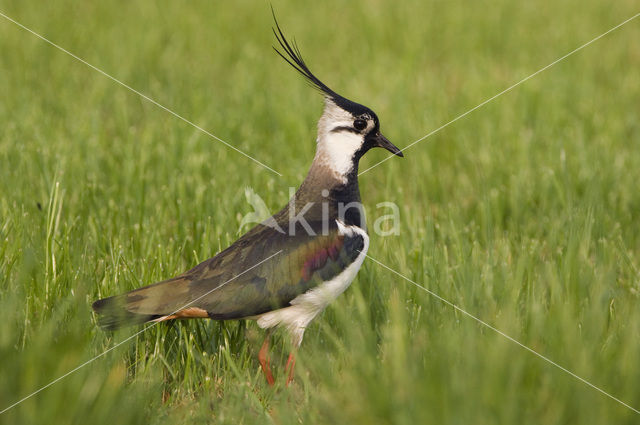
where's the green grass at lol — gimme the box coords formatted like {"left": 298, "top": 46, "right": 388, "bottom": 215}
{"left": 1, "top": 0, "right": 640, "bottom": 423}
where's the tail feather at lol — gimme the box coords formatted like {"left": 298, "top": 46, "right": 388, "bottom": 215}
{"left": 92, "top": 295, "right": 164, "bottom": 330}
{"left": 92, "top": 277, "right": 195, "bottom": 330}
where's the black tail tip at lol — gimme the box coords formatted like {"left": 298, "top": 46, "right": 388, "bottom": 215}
{"left": 91, "top": 297, "right": 110, "bottom": 313}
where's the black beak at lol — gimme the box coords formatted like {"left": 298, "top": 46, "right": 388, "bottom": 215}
{"left": 370, "top": 132, "right": 404, "bottom": 157}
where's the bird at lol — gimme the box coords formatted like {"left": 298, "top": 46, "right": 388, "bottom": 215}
{"left": 92, "top": 16, "right": 403, "bottom": 386}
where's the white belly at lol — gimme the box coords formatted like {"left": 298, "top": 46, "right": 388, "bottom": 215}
{"left": 256, "top": 221, "right": 369, "bottom": 346}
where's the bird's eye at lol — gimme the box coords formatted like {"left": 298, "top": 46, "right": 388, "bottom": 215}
{"left": 353, "top": 119, "right": 367, "bottom": 131}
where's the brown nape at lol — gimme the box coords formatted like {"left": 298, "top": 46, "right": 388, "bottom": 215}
{"left": 154, "top": 307, "right": 210, "bottom": 321}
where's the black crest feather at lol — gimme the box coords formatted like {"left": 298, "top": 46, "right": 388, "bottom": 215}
{"left": 271, "top": 9, "right": 372, "bottom": 117}
{"left": 271, "top": 9, "right": 336, "bottom": 98}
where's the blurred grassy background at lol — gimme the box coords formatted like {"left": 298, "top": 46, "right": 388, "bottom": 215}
{"left": 1, "top": 0, "right": 639, "bottom": 423}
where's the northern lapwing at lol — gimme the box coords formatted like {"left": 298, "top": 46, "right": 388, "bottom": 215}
{"left": 92, "top": 17, "right": 403, "bottom": 386}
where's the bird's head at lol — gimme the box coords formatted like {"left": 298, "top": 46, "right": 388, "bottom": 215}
{"left": 273, "top": 16, "right": 403, "bottom": 178}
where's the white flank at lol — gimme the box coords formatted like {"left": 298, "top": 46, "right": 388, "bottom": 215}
{"left": 256, "top": 220, "right": 369, "bottom": 346}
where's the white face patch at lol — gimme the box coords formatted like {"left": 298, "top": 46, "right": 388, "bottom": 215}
{"left": 316, "top": 129, "right": 363, "bottom": 178}
{"left": 315, "top": 99, "right": 370, "bottom": 181}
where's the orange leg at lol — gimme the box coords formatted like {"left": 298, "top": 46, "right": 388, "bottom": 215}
{"left": 258, "top": 334, "right": 275, "bottom": 386}
{"left": 285, "top": 352, "right": 296, "bottom": 386}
